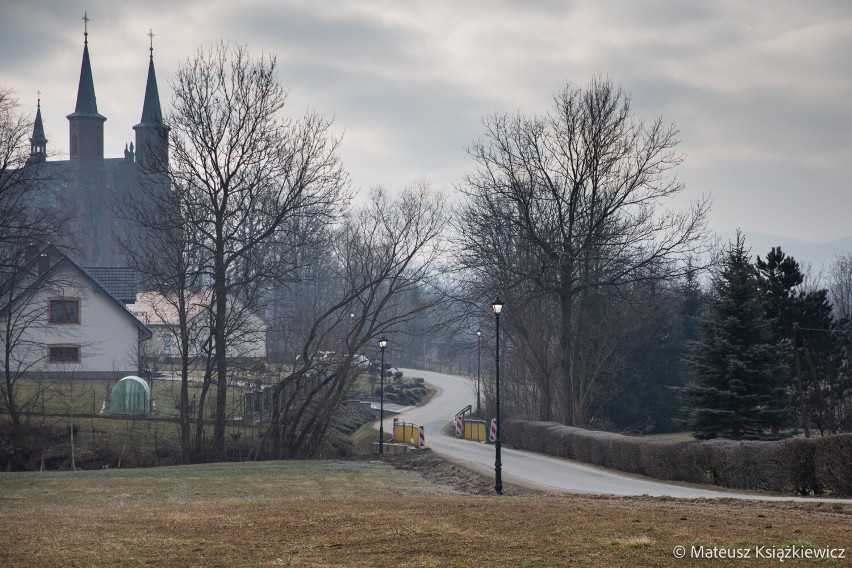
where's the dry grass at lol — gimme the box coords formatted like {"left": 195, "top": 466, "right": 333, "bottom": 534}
{"left": 2, "top": 455, "right": 850, "bottom": 567}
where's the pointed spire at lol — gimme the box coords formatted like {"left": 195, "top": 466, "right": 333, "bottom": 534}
{"left": 137, "top": 29, "right": 164, "bottom": 126}
{"left": 32, "top": 96, "right": 47, "bottom": 144}
{"left": 28, "top": 94, "right": 48, "bottom": 163}
{"left": 135, "top": 29, "right": 169, "bottom": 172}
{"left": 68, "top": 13, "right": 105, "bottom": 120}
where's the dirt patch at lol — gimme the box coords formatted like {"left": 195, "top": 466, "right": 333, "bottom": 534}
{"left": 379, "top": 448, "right": 541, "bottom": 496}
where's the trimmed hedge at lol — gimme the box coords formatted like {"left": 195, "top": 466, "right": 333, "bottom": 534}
{"left": 502, "top": 420, "right": 852, "bottom": 496}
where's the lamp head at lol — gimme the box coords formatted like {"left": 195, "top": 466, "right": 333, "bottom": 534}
{"left": 476, "top": 329, "right": 481, "bottom": 337}
{"left": 379, "top": 337, "right": 388, "bottom": 349}
{"left": 492, "top": 298, "right": 504, "bottom": 315}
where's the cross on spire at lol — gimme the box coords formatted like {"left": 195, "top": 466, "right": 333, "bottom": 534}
{"left": 83, "top": 12, "right": 90, "bottom": 43}
{"left": 148, "top": 28, "right": 155, "bottom": 55}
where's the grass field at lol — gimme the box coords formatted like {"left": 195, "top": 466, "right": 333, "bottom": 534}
{"left": 2, "top": 455, "right": 850, "bottom": 567}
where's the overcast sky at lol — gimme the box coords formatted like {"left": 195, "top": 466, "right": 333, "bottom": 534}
{"left": 2, "top": 0, "right": 851, "bottom": 243}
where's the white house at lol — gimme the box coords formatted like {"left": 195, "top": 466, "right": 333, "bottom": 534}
{"left": 131, "top": 290, "right": 267, "bottom": 365}
{"left": 0, "top": 248, "right": 151, "bottom": 379}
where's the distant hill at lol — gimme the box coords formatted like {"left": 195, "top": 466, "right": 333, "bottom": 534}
{"left": 719, "top": 231, "right": 852, "bottom": 275}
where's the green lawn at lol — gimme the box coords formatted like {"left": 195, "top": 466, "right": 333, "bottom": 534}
{"left": 7, "top": 376, "right": 249, "bottom": 418}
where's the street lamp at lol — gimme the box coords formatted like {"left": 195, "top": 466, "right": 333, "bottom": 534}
{"left": 378, "top": 337, "right": 388, "bottom": 455}
{"left": 492, "top": 298, "right": 503, "bottom": 495}
{"left": 476, "top": 328, "right": 482, "bottom": 416}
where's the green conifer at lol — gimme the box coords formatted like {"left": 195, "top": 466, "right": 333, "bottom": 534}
{"left": 683, "top": 233, "right": 791, "bottom": 439}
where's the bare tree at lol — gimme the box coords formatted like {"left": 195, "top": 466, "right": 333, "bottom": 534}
{"left": 266, "top": 183, "right": 447, "bottom": 457}
{"left": 828, "top": 252, "right": 852, "bottom": 323}
{"left": 457, "top": 77, "right": 710, "bottom": 426}
{"left": 162, "top": 43, "right": 348, "bottom": 458}
{"left": 0, "top": 90, "right": 69, "bottom": 470}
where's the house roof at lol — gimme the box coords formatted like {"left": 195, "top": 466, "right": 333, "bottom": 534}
{"left": 0, "top": 246, "right": 151, "bottom": 339}
{"left": 84, "top": 266, "right": 139, "bottom": 304}
{"left": 132, "top": 290, "right": 212, "bottom": 327}
{"left": 132, "top": 290, "right": 268, "bottom": 331}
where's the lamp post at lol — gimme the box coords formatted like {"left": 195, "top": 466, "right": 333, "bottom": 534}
{"left": 378, "top": 337, "right": 388, "bottom": 454}
{"left": 492, "top": 298, "right": 503, "bottom": 495}
{"left": 476, "top": 328, "right": 482, "bottom": 416}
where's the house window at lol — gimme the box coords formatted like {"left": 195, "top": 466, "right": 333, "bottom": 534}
{"left": 48, "top": 345, "right": 81, "bottom": 363}
{"left": 49, "top": 299, "right": 80, "bottom": 324}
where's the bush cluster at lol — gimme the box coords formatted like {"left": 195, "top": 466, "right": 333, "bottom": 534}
{"left": 502, "top": 420, "right": 852, "bottom": 496}
{"left": 374, "top": 376, "right": 427, "bottom": 406}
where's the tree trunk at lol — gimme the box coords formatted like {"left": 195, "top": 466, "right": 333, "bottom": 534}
{"left": 213, "top": 232, "right": 229, "bottom": 460}
{"left": 559, "top": 252, "right": 576, "bottom": 426}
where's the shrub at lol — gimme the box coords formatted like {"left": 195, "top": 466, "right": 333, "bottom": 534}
{"left": 501, "top": 420, "right": 852, "bottom": 497}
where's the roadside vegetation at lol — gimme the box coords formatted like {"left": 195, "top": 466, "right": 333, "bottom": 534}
{"left": 1, "top": 370, "right": 382, "bottom": 470}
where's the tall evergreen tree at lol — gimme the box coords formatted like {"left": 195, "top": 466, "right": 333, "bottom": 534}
{"left": 683, "top": 234, "right": 790, "bottom": 439}
{"left": 755, "top": 247, "right": 804, "bottom": 343}
{"left": 754, "top": 246, "right": 835, "bottom": 436}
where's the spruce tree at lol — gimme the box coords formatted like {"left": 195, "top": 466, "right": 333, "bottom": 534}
{"left": 683, "top": 234, "right": 790, "bottom": 439}
{"left": 755, "top": 246, "right": 837, "bottom": 435}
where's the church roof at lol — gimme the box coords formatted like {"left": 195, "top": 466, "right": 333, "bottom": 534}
{"left": 67, "top": 37, "right": 106, "bottom": 121}
{"left": 136, "top": 52, "right": 164, "bottom": 128}
{"left": 31, "top": 99, "right": 47, "bottom": 145}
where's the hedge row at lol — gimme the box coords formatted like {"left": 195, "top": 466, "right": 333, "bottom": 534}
{"left": 502, "top": 420, "right": 852, "bottom": 496}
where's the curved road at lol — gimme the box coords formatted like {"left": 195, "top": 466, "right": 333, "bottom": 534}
{"left": 393, "top": 368, "right": 852, "bottom": 503}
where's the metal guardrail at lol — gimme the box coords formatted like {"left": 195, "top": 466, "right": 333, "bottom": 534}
{"left": 392, "top": 419, "right": 425, "bottom": 448}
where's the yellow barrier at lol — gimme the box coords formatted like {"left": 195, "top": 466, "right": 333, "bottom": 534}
{"left": 393, "top": 421, "right": 423, "bottom": 447}
{"left": 463, "top": 420, "right": 487, "bottom": 442}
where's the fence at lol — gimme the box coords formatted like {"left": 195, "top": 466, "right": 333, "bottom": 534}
{"left": 453, "top": 405, "right": 489, "bottom": 442}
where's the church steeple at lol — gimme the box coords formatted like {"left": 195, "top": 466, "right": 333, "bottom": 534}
{"left": 137, "top": 31, "right": 164, "bottom": 127}
{"left": 67, "top": 12, "right": 106, "bottom": 164}
{"left": 28, "top": 95, "right": 48, "bottom": 164}
{"left": 134, "top": 29, "right": 169, "bottom": 172}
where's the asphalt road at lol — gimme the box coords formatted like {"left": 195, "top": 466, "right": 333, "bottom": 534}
{"left": 394, "top": 368, "right": 852, "bottom": 503}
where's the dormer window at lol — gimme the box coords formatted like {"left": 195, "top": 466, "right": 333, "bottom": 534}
{"left": 49, "top": 298, "right": 80, "bottom": 324}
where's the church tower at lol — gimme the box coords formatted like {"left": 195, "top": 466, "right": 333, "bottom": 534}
{"left": 66, "top": 13, "right": 111, "bottom": 267}
{"left": 133, "top": 31, "right": 169, "bottom": 175}
{"left": 67, "top": 14, "right": 106, "bottom": 167}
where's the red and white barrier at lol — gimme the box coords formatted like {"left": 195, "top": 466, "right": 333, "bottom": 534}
{"left": 419, "top": 425, "right": 425, "bottom": 448}
{"left": 454, "top": 414, "right": 463, "bottom": 437}
{"left": 489, "top": 418, "right": 497, "bottom": 442}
